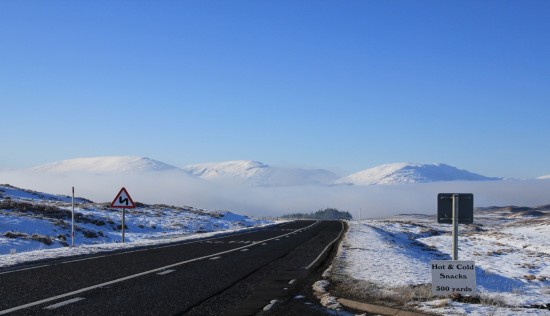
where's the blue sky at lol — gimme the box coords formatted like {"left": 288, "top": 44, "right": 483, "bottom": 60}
{"left": 1, "top": 1, "right": 549, "bottom": 178}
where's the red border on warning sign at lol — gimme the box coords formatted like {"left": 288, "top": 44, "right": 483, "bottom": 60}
{"left": 110, "top": 187, "right": 136, "bottom": 208}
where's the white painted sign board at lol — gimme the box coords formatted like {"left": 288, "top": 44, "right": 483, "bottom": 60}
{"left": 431, "top": 260, "right": 476, "bottom": 296}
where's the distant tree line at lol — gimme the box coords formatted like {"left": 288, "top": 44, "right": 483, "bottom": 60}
{"left": 282, "top": 208, "right": 353, "bottom": 220}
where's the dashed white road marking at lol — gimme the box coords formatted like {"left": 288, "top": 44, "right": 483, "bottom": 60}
{"left": 240, "top": 249, "right": 249, "bottom": 252}
{"left": 209, "top": 256, "right": 221, "bottom": 260}
{"left": 263, "top": 299, "right": 278, "bottom": 312}
{"left": 157, "top": 269, "right": 175, "bottom": 275}
{"left": 43, "top": 297, "right": 85, "bottom": 310}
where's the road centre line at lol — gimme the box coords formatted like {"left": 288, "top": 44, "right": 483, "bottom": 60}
{"left": 43, "top": 297, "right": 85, "bottom": 310}
{"left": 0, "top": 221, "right": 318, "bottom": 315}
{"left": 156, "top": 269, "right": 175, "bottom": 276}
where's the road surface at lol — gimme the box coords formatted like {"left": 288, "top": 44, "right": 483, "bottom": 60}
{"left": 0, "top": 220, "right": 345, "bottom": 315}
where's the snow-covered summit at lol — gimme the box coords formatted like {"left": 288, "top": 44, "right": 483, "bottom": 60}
{"left": 538, "top": 175, "right": 550, "bottom": 180}
{"left": 337, "top": 162, "right": 500, "bottom": 185}
{"left": 184, "top": 160, "right": 339, "bottom": 186}
{"left": 184, "top": 160, "right": 268, "bottom": 180}
{"left": 29, "top": 156, "right": 179, "bottom": 174}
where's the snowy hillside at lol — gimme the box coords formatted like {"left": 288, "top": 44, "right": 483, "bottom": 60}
{"left": 0, "top": 184, "right": 271, "bottom": 260}
{"left": 332, "top": 207, "right": 550, "bottom": 315}
{"left": 0, "top": 184, "right": 91, "bottom": 204}
{"left": 29, "top": 156, "right": 179, "bottom": 174}
{"left": 337, "top": 163, "right": 500, "bottom": 185}
{"left": 184, "top": 160, "right": 339, "bottom": 186}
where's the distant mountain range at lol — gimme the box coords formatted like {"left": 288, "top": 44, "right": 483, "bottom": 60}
{"left": 22, "top": 156, "right": 509, "bottom": 186}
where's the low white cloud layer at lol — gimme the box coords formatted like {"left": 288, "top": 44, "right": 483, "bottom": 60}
{"left": 1, "top": 170, "right": 549, "bottom": 218}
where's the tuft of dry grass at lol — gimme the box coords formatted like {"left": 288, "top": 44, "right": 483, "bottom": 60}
{"left": 479, "top": 292, "right": 510, "bottom": 308}
{"left": 330, "top": 276, "right": 434, "bottom": 308}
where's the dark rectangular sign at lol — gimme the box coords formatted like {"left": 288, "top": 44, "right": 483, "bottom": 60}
{"left": 437, "top": 193, "right": 474, "bottom": 224}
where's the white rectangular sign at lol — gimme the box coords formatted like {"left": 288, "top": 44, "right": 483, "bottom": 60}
{"left": 431, "top": 260, "right": 476, "bottom": 296}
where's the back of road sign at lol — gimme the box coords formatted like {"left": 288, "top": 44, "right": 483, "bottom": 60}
{"left": 111, "top": 187, "right": 136, "bottom": 208}
{"left": 437, "top": 193, "right": 473, "bottom": 224}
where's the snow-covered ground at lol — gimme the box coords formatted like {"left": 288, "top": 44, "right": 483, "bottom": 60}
{"left": 3, "top": 183, "right": 549, "bottom": 315}
{"left": 0, "top": 184, "right": 273, "bottom": 268}
{"left": 333, "top": 208, "right": 550, "bottom": 315}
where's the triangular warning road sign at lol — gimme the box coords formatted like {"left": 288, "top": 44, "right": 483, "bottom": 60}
{"left": 111, "top": 187, "right": 136, "bottom": 208}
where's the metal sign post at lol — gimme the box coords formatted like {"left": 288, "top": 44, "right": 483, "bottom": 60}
{"left": 452, "top": 194, "right": 459, "bottom": 260}
{"left": 71, "top": 187, "right": 75, "bottom": 247}
{"left": 110, "top": 187, "right": 136, "bottom": 244}
{"left": 122, "top": 208, "right": 125, "bottom": 243}
{"left": 437, "top": 193, "right": 474, "bottom": 261}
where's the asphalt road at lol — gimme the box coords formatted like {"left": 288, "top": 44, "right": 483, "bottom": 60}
{"left": 0, "top": 220, "right": 345, "bottom": 315}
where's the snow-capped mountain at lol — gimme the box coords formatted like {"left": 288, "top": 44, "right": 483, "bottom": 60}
{"left": 20, "top": 157, "right": 503, "bottom": 187}
{"left": 184, "top": 160, "right": 268, "bottom": 180}
{"left": 184, "top": 160, "right": 339, "bottom": 187}
{"left": 538, "top": 175, "right": 550, "bottom": 180}
{"left": 29, "top": 156, "right": 179, "bottom": 174}
{"left": 337, "top": 163, "right": 500, "bottom": 185}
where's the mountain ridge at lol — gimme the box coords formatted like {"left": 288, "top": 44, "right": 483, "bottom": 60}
{"left": 184, "top": 160, "right": 339, "bottom": 186}
{"left": 22, "top": 156, "right": 504, "bottom": 186}
{"left": 337, "top": 162, "right": 501, "bottom": 185}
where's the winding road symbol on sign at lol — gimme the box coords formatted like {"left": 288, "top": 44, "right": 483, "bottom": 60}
{"left": 110, "top": 187, "right": 135, "bottom": 208}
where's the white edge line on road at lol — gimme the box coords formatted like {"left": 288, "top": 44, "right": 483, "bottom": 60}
{"left": 0, "top": 264, "right": 51, "bottom": 276}
{"left": 43, "top": 297, "right": 85, "bottom": 310}
{"left": 305, "top": 221, "right": 345, "bottom": 270}
{"left": 0, "top": 221, "right": 318, "bottom": 315}
{"left": 0, "top": 223, "right": 287, "bottom": 276}
{"left": 60, "top": 255, "right": 109, "bottom": 265}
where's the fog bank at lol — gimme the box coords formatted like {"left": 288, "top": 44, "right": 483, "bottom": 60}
{"left": 2, "top": 171, "right": 549, "bottom": 218}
